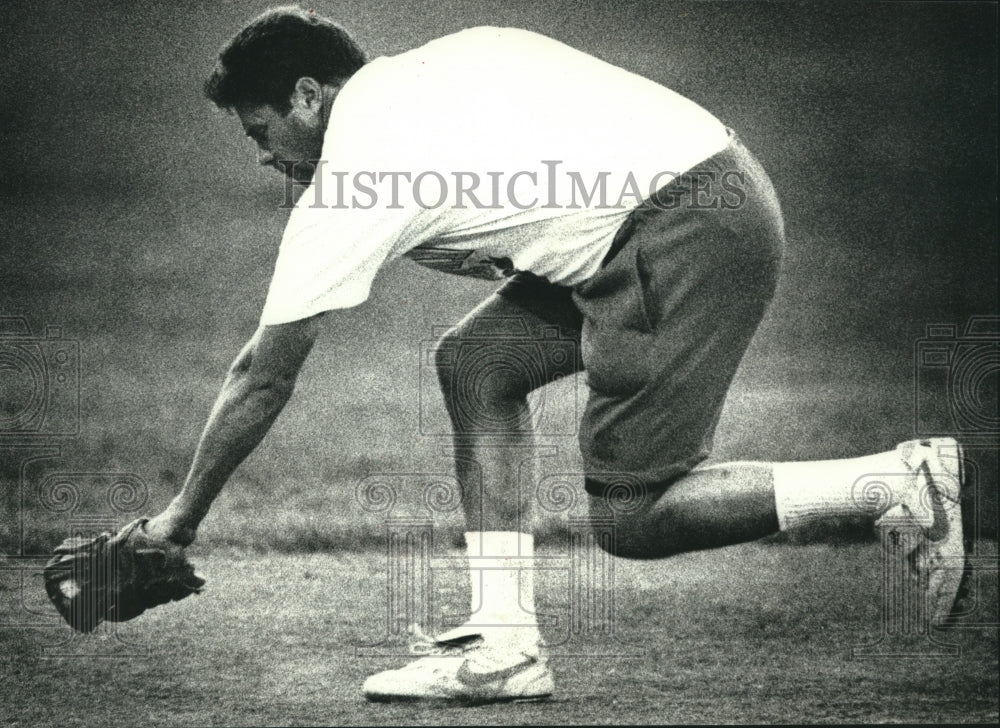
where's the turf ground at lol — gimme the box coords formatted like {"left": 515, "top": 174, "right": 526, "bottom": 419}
{"left": 2, "top": 542, "right": 997, "bottom": 725}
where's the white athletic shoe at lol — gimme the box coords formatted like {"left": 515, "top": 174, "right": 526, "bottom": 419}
{"left": 875, "top": 437, "right": 969, "bottom": 625}
{"left": 363, "top": 625, "right": 554, "bottom": 703}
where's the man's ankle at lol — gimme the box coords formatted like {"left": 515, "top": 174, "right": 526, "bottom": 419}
{"left": 473, "top": 622, "right": 543, "bottom": 650}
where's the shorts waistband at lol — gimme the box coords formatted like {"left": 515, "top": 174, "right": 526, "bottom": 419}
{"left": 599, "top": 129, "right": 757, "bottom": 268}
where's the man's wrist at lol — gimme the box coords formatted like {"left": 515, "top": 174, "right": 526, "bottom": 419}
{"left": 145, "top": 509, "right": 198, "bottom": 547}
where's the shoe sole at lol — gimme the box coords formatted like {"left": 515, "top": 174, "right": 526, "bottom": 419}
{"left": 364, "top": 692, "right": 553, "bottom": 705}
{"left": 919, "top": 438, "right": 970, "bottom": 627}
{"left": 934, "top": 439, "right": 972, "bottom": 627}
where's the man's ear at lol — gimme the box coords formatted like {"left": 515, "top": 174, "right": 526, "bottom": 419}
{"left": 291, "top": 77, "right": 323, "bottom": 111}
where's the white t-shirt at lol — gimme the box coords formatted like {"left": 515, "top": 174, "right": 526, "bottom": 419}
{"left": 260, "top": 27, "right": 728, "bottom": 325}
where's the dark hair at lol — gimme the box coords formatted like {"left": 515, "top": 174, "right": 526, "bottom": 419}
{"left": 204, "top": 6, "right": 366, "bottom": 113}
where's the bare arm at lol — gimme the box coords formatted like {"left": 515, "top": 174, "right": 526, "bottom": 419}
{"left": 146, "top": 313, "right": 326, "bottom": 545}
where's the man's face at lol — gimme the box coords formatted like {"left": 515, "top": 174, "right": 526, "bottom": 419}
{"left": 237, "top": 90, "right": 327, "bottom": 183}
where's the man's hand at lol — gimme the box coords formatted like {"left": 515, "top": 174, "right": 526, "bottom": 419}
{"left": 44, "top": 517, "right": 205, "bottom": 632}
{"left": 152, "top": 313, "right": 327, "bottom": 545}
{"left": 144, "top": 512, "right": 197, "bottom": 547}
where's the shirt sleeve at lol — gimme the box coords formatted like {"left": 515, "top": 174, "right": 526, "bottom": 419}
{"left": 258, "top": 184, "right": 417, "bottom": 326}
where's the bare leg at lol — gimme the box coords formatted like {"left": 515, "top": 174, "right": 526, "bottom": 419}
{"left": 434, "top": 289, "right": 583, "bottom": 643}
{"left": 590, "top": 461, "right": 778, "bottom": 559}
{"left": 435, "top": 291, "right": 583, "bottom": 532}
{"left": 591, "top": 443, "right": 954, "bottom": 559}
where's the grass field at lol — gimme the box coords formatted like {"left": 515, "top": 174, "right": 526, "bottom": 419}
{"left": 2, "top": 542, "right": 997, "bottom": 725}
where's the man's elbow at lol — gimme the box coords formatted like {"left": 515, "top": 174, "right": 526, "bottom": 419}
{"left": 237, "top": 372, "right": 297, "bottom": 411}
{"left": 255, "top": 371, "right": 297, "bottom": 400}
{"left": 226, "top": 358, "right": 297, "bottom": 402}
{"left": 226, "top": 318, "right": 320, "bottom": 402}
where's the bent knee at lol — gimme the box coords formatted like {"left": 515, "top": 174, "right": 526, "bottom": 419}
{"left": 585, "top": 482, "right": 690, "bottom": 560}
{"left": 433, "top": 329, "right": 535, "bottom": 406}
{"left": 590, "top": 518, "right": 687, "bottom": 560}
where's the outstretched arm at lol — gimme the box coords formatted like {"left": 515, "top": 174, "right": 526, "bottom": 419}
{"left": 146, "top": 313, "right": 326, "bottom": 546}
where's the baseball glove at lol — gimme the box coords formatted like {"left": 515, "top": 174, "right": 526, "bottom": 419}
{"left": 43, "top": 517, "right": 204, "bottom": 632}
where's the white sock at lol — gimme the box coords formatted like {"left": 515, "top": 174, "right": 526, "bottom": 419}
{"left": 464, "top": 531, "right": 540, "bottom": 647}
{"left": 772, "top": 446, "right": 918, "bottom": 531}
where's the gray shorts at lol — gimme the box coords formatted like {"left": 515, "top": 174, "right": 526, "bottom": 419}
{"left": 498, "top": 130, "right": 785, "bottom": 494}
